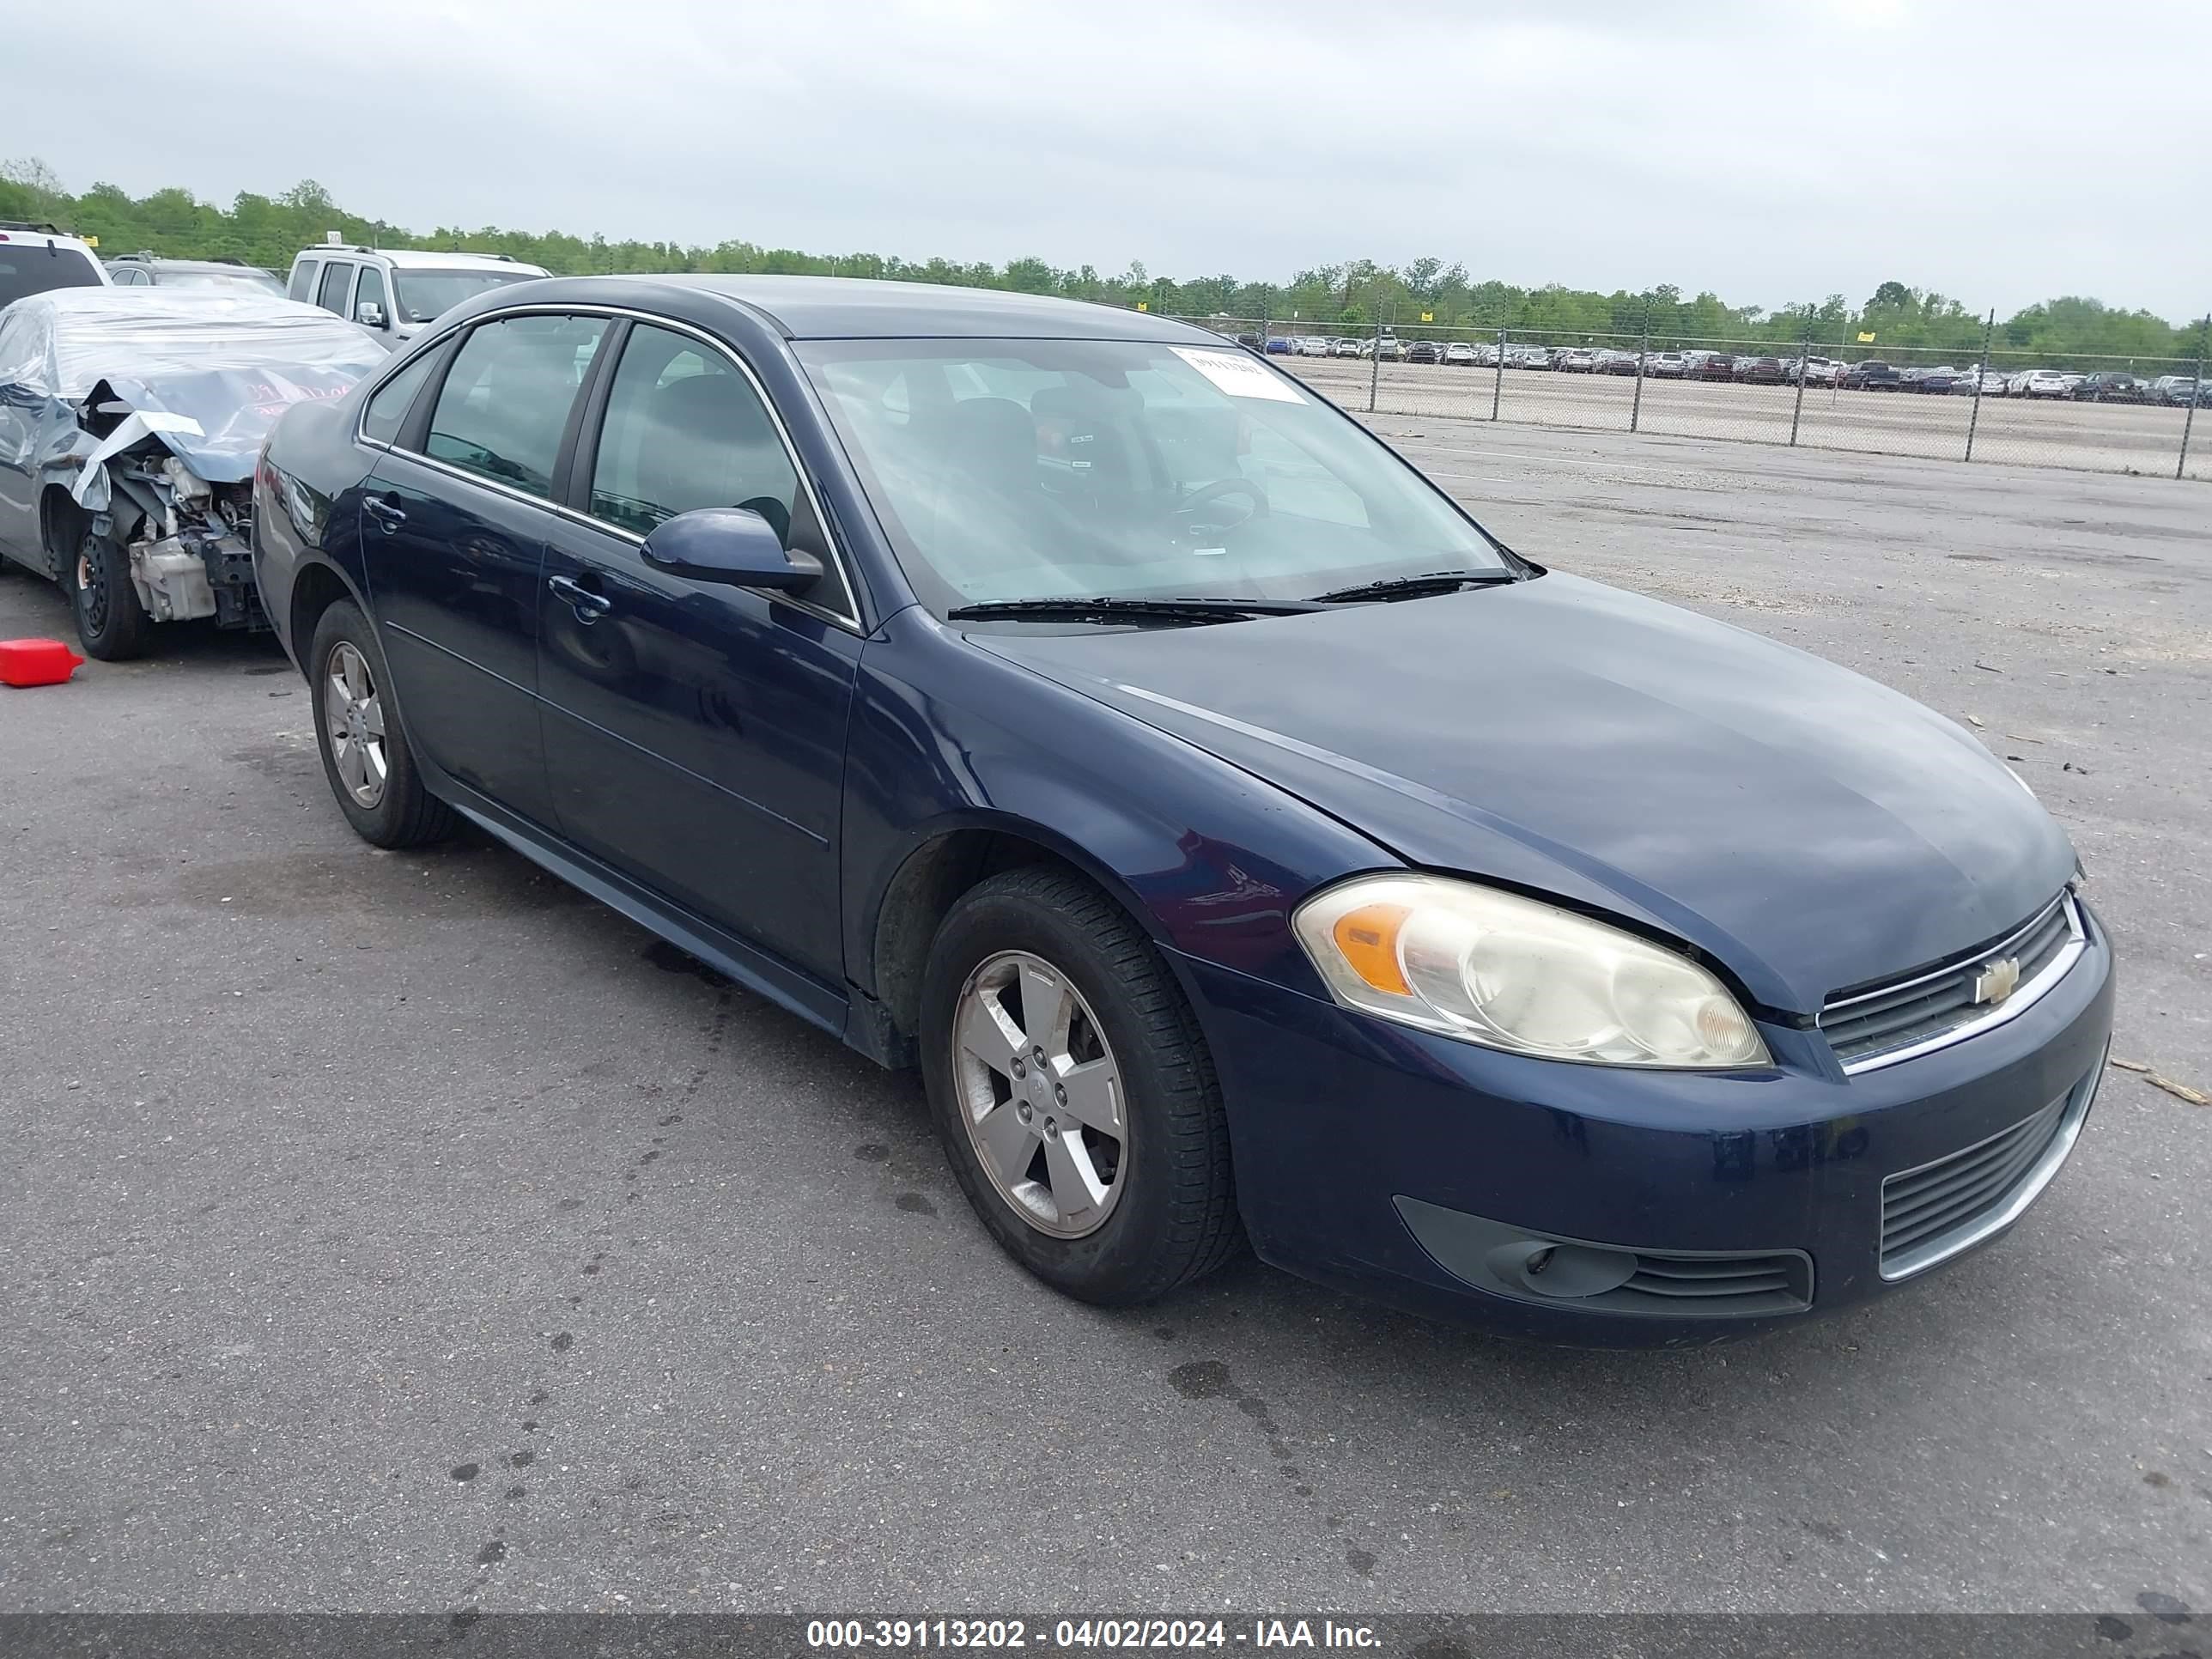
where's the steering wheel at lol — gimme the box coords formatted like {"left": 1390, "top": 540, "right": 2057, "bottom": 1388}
{"left": 1169, "top": 477, "right": 1269, "bottom": 536}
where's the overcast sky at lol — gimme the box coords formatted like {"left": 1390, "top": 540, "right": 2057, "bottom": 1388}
{"left": 11, "top": 0, "right": 2209, "bottom": 321}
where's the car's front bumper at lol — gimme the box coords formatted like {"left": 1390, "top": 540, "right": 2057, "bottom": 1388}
{"left": 1171, "top": 902, "right": 2114, "bottom": 1345}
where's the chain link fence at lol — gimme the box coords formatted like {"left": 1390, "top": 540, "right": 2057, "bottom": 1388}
{"left": 1174, "top": 316, "right": 2209, "bottom": 483}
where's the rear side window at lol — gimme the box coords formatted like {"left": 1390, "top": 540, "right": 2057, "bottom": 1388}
{"left": 289, "top": 259, "right": 318, "bottom": 302}
{"left": 316, "top": 261, "right": 355, "bottom": 315}
{"left": 0, "top": 246, "right": 104, "bottom": 309}
{"left": 361, "top": 351, "right": 440, "bottom": 446}
{"left": 425, "top": 313, "right": 608, "bottom": 498}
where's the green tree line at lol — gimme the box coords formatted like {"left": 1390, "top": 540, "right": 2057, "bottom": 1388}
{"left": 6, "top": 158, "right": 2206, "bottom": 363}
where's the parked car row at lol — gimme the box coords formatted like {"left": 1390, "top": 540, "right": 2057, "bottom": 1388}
{"left": 1239, "top": 323, "right": 2210, "bottom": 404}
{"left": 0, "top": 222, "right": 552, "bottom": 357}
{"left": 0, "top": 222, "right": 558, "bottom": 658}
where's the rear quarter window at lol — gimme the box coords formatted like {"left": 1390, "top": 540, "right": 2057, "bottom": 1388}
{"left": 289, "top": 259, "right": 319, "bottom": 302}
{"left": 0, "top": 246, "right": 104, "bottom": 309}
{"left": 361, "top": 350, "right": 441, "bottom": 446}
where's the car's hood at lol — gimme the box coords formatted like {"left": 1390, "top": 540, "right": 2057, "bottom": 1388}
{"left": 971, "top": 573, "right": 2077, "bottom": 1012}
{"left": 84, "top": 363, "right": 380, "bottom": 483}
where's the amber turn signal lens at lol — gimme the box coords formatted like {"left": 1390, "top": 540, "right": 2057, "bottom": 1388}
{"left": 1330, "top": 902, "right": 1413, "bottom": 996}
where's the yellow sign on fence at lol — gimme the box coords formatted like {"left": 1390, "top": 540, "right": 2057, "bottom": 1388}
{"left": 1857, "top": 331, "right": 1876, "bottom": 343}
{"left": 1135, "top": 301, "right": 1148, "bottom": 312}
{"left": 1420, "top": 312, "right": 1434, "bottom": 323}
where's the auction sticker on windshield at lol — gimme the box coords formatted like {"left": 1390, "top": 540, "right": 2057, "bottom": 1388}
{"left": 1170, "top": 346, "right": 1307, "bottom": 403}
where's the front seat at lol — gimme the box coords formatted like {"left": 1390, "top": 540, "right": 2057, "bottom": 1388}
{"left": 637, "top": 370, "right": 793, "bottom": 542}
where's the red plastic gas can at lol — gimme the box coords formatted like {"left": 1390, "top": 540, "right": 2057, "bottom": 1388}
{"left": 0, "top": 637, "right": 86, "bottom": 687}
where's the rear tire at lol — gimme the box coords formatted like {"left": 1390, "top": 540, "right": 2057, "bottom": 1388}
{"left": 70, "top": 532, "right": 152, "bottom": 661}
{"left": 920, "top": 866, "right": 1242, "bottom": 1307}
{"left": 307, "top": 599, "right": 458, "bottom": 849}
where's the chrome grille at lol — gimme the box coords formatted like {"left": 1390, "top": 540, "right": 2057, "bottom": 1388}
{"left": 1878, "top": 1064, "right": 2098, "bottom": 1280}
{"left": 1820, "top": 892, "right": 2082, "bottom": 1073}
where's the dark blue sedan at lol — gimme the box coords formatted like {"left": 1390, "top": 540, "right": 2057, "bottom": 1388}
{"left": 252, "top": 277, "right": 2113, "bottom": 1343}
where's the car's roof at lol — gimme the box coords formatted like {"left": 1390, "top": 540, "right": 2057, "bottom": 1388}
{"left": 600, "top": 275, "right": 1220, "bottom": 343}
{"left": 0, "top": 225, "right": 96, "bottom": 252}
{"left": 111, "top": 256, "right": 262, "bottom": 273}
{"left": 302, "top": 246, "right": 544, "bottom": 273}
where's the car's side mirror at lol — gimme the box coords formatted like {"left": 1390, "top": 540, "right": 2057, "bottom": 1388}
{"left": 640, "top": 507, "right": 822, "bottom": 592}
{"left": 355, "top": 301, "right": 386, "bottom": 329}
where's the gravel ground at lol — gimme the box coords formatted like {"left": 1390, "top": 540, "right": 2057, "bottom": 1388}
{"left": 2, "top": 422, "right": 2208, "bottom": 1617}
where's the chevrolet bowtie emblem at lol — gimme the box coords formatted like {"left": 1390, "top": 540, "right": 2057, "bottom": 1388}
{"left": 1972, "top": 956, "right": 2022, "bottom": 1005}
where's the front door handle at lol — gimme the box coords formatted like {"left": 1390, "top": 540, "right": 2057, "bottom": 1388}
{"left": 547, "top": 573, "right": 613, "bottom": 621}
{"left": 363, "top": 495, "right": 406, "bottom": 532}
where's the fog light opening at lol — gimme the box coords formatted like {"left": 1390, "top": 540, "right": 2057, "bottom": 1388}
{"left": 1484, "top": 1239, "right": 1640, "bottom": 1300}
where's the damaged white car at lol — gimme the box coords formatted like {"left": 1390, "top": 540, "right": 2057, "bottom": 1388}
{"left": 0, "top": 289, "right": 386, "bottom": 659}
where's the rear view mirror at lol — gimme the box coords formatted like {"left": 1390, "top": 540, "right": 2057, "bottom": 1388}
{"left": 640, "top": 507, "right": 821, "bottom": 592}
{"left": 356, "top": 301, "right": 386, "bottom": 329}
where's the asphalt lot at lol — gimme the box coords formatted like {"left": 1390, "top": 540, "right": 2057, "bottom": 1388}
{"left": 3, "top": 422, "right": 2209, "bottom": 1617}
{"left": 1284, "top": 357, "right": 2210, "bottom": 480}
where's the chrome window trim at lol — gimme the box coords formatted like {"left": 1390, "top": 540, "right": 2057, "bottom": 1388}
{"left": 352, "top": 301, "right": 864, "bottom": 635}
{"left": 1825, "top": 892, "right": 2086, "bottom": 1076}
{"left": 1876, "top": 1051, "right": 2102, "bottom": 1281}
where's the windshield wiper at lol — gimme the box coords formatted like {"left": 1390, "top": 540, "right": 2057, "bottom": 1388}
{"left": 945, "top": 595, "right": 1328, "bottom": 625}
{"left": 1308, "top": 569, "right": 1519, "bottom": 604}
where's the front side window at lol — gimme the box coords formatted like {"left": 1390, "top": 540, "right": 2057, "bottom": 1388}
{"left": 589, "top": 325, "right": 804, "bottom": 542}
{"left": 799, "top": 337, "right": 1510, "bottom": 614}
{"left": 392, "top": 268, "right": 534, "bottom": 325}
{"left": 423, "top": 313, "right": 607, "bottom": 498}
{"left": 315, "top": 261, "right": 355, "bottom": 316}
{"left": 354, "top": 266, "right": 389, "bottom": 323}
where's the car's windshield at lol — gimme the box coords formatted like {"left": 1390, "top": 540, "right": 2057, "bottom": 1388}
{"left": 162, "top": 268, "right": 286, "bottom": 296}
{"left": 799, "top": 337, "right": 1511, "bottom": 614}
{"left": 392, "top": 269, "right": 534, "bottom": 324}
{"left": 0, "top": 247, "right": 103, "bottom": 309}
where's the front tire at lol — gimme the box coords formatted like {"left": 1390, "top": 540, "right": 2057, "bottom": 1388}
{"left": 307, "top": 599, "right": 458, "bottom": 848}
{"left": 70, "top": 532, "right": 152, "bottom": 661}
{"left": 920, "top": 866, "right": 1242, "bottom": 1306}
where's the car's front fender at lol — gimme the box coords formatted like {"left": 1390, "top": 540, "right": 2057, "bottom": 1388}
{"left": 842, "top": 607, "right": 1396, "bottom": 1013}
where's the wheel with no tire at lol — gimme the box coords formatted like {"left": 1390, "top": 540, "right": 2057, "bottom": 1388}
{"left": 307, "top": 599, "right": 458, "bottom": 848}
{"left": 920, "top": 866, "right": 1242, "bottom": 1305}
{"left": 70, "top": 532, "right": 153, "bottom": 661}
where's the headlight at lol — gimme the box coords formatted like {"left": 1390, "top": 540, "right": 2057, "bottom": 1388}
{"left": 1291, "top": 875, "right": 1770, "bottom": 1068}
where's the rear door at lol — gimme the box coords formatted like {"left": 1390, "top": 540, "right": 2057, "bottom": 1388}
{"left": 360, "top": 311, "right": 611, "bottom": 828}
{"left": 313, "top": 259, "right": 357, "bottom": 318}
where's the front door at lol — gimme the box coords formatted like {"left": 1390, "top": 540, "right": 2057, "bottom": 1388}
{"left": 537, "top": 320, "right": 860, "bottom": 986}
{"left": 360, "top": 311, "right": 611, "bottom": 828}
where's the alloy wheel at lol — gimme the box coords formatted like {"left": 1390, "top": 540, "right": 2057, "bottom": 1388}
{"left": 323, "top": 641, "right": 389, "bottom": 808}
{"left": 951, "top": 950, "right": 1128, "bottom": 1238}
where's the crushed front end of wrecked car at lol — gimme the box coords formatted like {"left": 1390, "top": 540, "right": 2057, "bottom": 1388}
{"left": 69, "top": 377, "right": 271, "bottom": 628}
{"left": 0, "top": 289, "right": 386, "bottom": 641}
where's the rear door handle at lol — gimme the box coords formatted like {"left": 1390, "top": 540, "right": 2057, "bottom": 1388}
{"left": 363, "top": 495, "right": 407, "bottom": 532}
{"left": 547, "top": 573, "right": 613, "bottom": 620}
